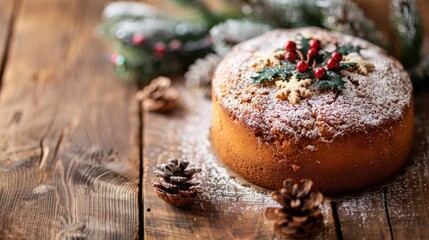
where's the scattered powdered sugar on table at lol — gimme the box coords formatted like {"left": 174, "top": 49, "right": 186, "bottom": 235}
{"left": 212, "top": 27, "right": 413, "bottom": 145}
{"left": 156, "top": 89, "right": 335, "bottom": 237}
{"left": 175, "top": 90, "right": 279, "bottom": 212}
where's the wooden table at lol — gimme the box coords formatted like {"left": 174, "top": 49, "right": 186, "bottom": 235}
{"left": 1, "top": 0, "right": 429, "bottom": 239}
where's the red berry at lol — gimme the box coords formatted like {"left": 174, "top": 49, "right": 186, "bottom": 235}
{"left": 285, "top": 41, "right": 296, "bottom": 52}
{"left": 168, "top": 39, "right": 182, "bottom": 51}
{"left": 327, "top": 58, "right": 339, "bottom": 70}
{"left": 153, "top": 42, "right": 166, "bottom": 57}
{"left": 110, "top": 53, "right": 125, "bottom": 65}
{"left": 314, "top": 67, "right": 327, "bottom": 79}
{"left": 296, "top": 61, "right": 309, "bottom": 72}
{"left": 307, "top": 48, "right": 318, "bottom": 58}
{"left": 285, "top": 51, "right": 297, "bottom": 62}
{"left": 331, "top": 51, "right": 343, "bottom": 62}
{"left": 309, "top": 39, "right": 321, "bottom": 49}
{"left": 132, "top": 33, "right": 146, "bottom": 46}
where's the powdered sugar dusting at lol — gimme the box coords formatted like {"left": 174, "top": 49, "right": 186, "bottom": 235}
{"left": 213, "top": 27, "right": 412, "bottom": 144}
{"left": 145, "top": 88, "right": 335, "bottom": 238}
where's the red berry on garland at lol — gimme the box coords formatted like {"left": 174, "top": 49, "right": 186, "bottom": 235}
{"left": 309, "top": 39, "right": 321, "bottom": 49}
{"left": 169, "top": 39, "right": 182, "bottom": 51}
{"left": 296, "top": 61, "right": 309, "bottom": 72}
{"left": 153, "top": 42, "right": 167, "bottom": 57}
{"left": 307, "top": 48, "right": 318, "bottom": 58}
{"left": 285, "top": 41, "right": 296, "bottom": 52}
{"left": 285, "top": 51, "right": 297, "bottom": 62}
{"left": 327, "top": 58, "right": 339, "bottom": 70}
{"left": 132, "top": 33, "right": 146, "bottom": 46}
{"left": 111, "top": 53, "right": 125, "bottom": 65}
{"left": 331, "top": 51, "right": 343, "bottom": 62}
{"left": 314, "top": 67, "right": 327, "bottom": 79}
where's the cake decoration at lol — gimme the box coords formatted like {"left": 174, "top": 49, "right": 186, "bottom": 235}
{"left": 264, "top": 179, "right": 324, "bottom": 238}
{"left": 251, "top": 35, "right": 375, "bottom": 104}
{"left": 274, "top": 76, "right": 312, "bottom": 104}
{"left": 342, "top": 53, "right": 375, "bottom": 75}
{"left": 152, "top": 158, "right": 202, "bottom": 207}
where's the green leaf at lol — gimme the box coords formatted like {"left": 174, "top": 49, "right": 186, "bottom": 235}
{"left": 279, "top": 61, "right": 297, "bottom": 70}
{"left": 251, "top": 63, "right": 295, "bottom": 84}
{"left": 315, "top": 71, "right": 346, "bottom": 90}
{"left": 336, "top": 44, "right": 361, "bottom": 55}
{"left": 298, "top": 34, "right": 311, "bottom": 54}
{"left": 338, "top": 62, "right": 357, "bottom": 71}
{"left": 295, "top": 70, "right": 314, "bottom": 79}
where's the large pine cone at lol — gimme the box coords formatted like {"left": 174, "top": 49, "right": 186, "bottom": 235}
{"left": 152, "top": 158, "right": 201, "bottom": 207}
{"left": 265, "top": 179, "right": 324, "bottom": 238}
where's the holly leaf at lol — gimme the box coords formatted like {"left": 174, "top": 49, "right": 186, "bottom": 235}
{"left": 338, "top": 62, "right": 357, "bottom": 71}
{"left": 279, "top": 61, "right": 298, "bottom": 71}
{"left": 251, "top": 64, "right": 295, "bottom": 84}
{"left": 295, "top": 70, "right": 314, "bottom": 79}
{"left": 298, "top": 34, "right": 311, "bottom": 54}
{"left": 315, "top": 71, "right": 346, "bottom": 90}
{"left": 336, "top": 44, "right": 361, "bottom": 55}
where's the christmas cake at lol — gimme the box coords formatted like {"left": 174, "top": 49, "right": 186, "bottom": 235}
{"left": 211, "top": 27, "right": 413, "bottom": 194}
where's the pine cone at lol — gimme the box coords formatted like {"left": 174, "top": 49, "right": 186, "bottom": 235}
{"left": 137, "top": 76, "right": 179, "bottom": 112}
{"left": 265, "top": 179, "right": 324, "bottom": 238}
{"left": 152, "top": 158, "right": 202, "bottom": 207}
{"left": 185, "top": 53, "right": 222, "bottom": 99}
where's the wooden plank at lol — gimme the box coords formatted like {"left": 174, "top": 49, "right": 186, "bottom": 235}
{"left": 385, "top": 92, "right": 429, "bottom": 239}
{"left": 143, "top": 84, "right": 336, "bottom": 239}
{"left": 0, "top": 0, "right": 14, "bottom": 74}
{"left": 0, "top": 0, "right": 139, "bottom": 238}
{"left": 335, "top": 192, "right": 392, "bottom": 239}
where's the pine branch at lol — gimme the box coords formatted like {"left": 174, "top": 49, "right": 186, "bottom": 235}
{"left": 210, "top": 19, "right": 272, "bottom": 56}
{"left": 389, "top": 0, "right": 424, "bottom": 68}
{"left": 239, "top": 0, "right": 324, "bottom": 28}
{"left": 409, "top": 53, "right": 429, "bottom": 85}
{"left": 318, "top": 0, "right": 385, "bottom": 47}
{"left": 169, "top": 0, "right": 222, "bottom": 26}
{"left": 98, "top": 1, "right": 213, "bottom": 82}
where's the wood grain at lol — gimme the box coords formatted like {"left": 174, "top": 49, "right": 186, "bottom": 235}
{"left": 0, "top": 0, "right": 14, "bottom": 72}
{"left": 385, "top": 92, "right": 429, "bottom": 239}
{"left": 335, "top": 192, "right": 392, "bottom": 239}
{"left": 143, "top": 83, "right": 336, "bottom": 240}
{"left": 0, "top": 0, "right": 139, "bottom": 238}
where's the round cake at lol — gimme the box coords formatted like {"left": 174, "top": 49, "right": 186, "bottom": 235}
{"left": 211, "top": 27, "right": 413, "bottom": 194}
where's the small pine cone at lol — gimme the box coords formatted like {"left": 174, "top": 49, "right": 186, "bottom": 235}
{"left": 137, "top": 76, "right": 179, "bottom": 112}
{"left": 152, "top": 158, "right": 202, "bottom": 207}
{"left": 265, "top": 179, "right": 324, "bottom": 238}
{"left": 185, "top": 54, "right": 222, "bottom": 99}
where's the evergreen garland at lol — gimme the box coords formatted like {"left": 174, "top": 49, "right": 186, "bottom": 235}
{"left": 99, "top": 2, "right": 212, "bottom": 83}
{"left": 239, "top": 0, "right": 324, "bottom": 28}
{"left": 318, "top": 0, "right": 384, "bottom": 47}
{"left": 389, "top": 0, "right": 423, "bottom": 68}
{"left": 210, "top": 19, "right": 272, "bottom": 56}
